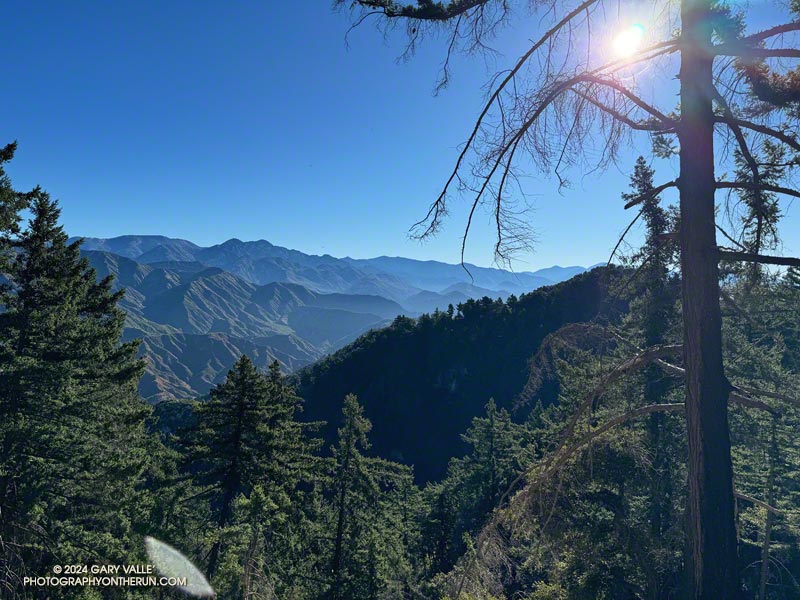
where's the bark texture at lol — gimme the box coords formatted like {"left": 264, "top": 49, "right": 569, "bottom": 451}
{"left": 678, "top": 0, "right": 741, "bottom": 596}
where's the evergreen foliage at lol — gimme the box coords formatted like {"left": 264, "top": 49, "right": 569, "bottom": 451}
{"left": 296, "top": 268, "right": 625, "bottom": 482}
{"left": 0, "top": 157, "right": 153, "bottom": 598}
{"left": 323, "top": 394, "right": 417, "bottom": 600}
{"left": 176, "top": 355, "right": 322, "bottom": 598}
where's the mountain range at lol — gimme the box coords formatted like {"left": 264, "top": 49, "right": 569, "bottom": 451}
{"left": 73, "top": 235, "right": 595, "bottom": 402}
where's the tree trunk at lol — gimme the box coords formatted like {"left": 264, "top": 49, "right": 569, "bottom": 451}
{"left": 678, "top": 0, "right": 741, "bottom": 597}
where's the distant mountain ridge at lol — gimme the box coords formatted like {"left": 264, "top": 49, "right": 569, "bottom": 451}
{"left": 73, "top": 235, "right": 595, "bottom": 402}
{"left": 75, "top": 235, "right": 589, "bottom": 298}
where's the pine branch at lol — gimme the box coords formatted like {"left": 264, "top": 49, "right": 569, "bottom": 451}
{"left": 734, "top": 492, "right": 784, "bottom": 516}
{"left": 715, "top": 47, "right": 800, "bottom": 59}
{"left": 623, "top": 180, "right": 678, "bottom": 209}
{"left": 712, "top": 116, "right": 800, "bottom": 153}
{"left": 572, "top": 90, "right": 675, "bottom": 132}
{"left": 718, "top": 250, "right": 800, "bottom": 267}
{"left": 742, "top": 22, "right": 800, "bottom": 44}
{"left": 716, "top": 180, "right": 800, "bottom": 199}
{"left": 339, "top": 0, "right": 490, "bottom": 20}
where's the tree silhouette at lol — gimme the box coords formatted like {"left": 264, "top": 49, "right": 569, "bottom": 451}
{"left": 338, "top": 1, "right": 800, "bottom": 597}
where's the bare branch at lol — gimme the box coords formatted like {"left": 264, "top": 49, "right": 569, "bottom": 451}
{"left": 735, "top": 492, "right": 785, "bottom": 516}
{"left": 458, "top": 398, "right": 685, "bottom": 597}
{"left": 718, "top": 250, "right": 800, "bottom": 267}
{"left": 715, "top": 47, "right": 800, "bottom": 59}
{"left": 573, "top": 90, "right": 674, "bottom": 132}
{"left": 582, "top": 75, "right": 676, "bottom": 126}
{"left": 410, "top": 0, "right": 602, "bottom": 237}
{"left": 716, "top": 224, "right": 747, "bottom": 251}
{"left": 729, "top": 390, "right": 782, "bottom": 417}
{"left": 737, "top": 385, "right": 800, "bottom": 410}
{"left": 606, "top": 208, "right": 643, "bottom": 267}
{"left": 651, "top": 357, "right": 783, "bottom": 416}
{"left": 554, "top": 344, "right": 683, "bottom": 463}
{"left": 623, "top": 180, "right": 678, "bottom": 210}
{"left": 716, "top": 181, "right": 800, "bottom": 199}
{"left": 713, "top": 117, "right": 800, "bottom": 153}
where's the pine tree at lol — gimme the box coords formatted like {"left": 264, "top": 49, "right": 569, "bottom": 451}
{"left": 622, "top": 157, "right": 682, "bottom": 546}
{"left": 787, "top": 266, "right": 800, "bottom": 290}
{"left": 0, "top": 188, "right": 152, "bottom": 596}
{"left": 451, "top": 400, "right": 525, "bottom": 536}
{"left": 731, "top": 140, "right": 786, "bottom": 286}
{"left": 179, "top": 355, "right": 320, "bottom": 597}
{"left": 0, "top": 142, "right": 30, "bottom": 264}
{"left": 325, "top": 394, "right": 414, "bottom": 600}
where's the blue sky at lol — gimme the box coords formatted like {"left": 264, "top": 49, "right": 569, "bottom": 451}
{"left": 2, "top": 1, "right": 797, "bottom": 270}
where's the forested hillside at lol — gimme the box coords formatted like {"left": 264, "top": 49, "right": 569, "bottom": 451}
{"left": 295, "top": 267, "right": 625, "bottom": 482}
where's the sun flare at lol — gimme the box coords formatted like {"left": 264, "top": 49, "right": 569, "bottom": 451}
{"left": 612, "top": 23, "right": 646, "bottom": 58}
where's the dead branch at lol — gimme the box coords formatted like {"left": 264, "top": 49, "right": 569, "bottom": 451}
{"left": 652, "top": 357, "right": 783, "bottom": 416}
{"left": 581, "top": 75, "right": 675, "bottom": 126}
{"left": 715, "top": 48, "right": 800, "bottom": 59}
{"left": 410, "top": 0, "right": 603, "bottom": 238}
{"left": 716, "top": 181, "right": 800, "bottom": 200}
{"left": 460, "top": 400, "right": 685, "bottom": 596}
{"left": 729, "top": 390, "right": 782, "bottom": 417}
{"left": 713, "top": 116, "right": 800, "bottom": 153}
{"left": 716, "top": 224, "right": 747, "bottom": 251}
{"left": 735, "top": 492, "right": 785, "bottom": 516}
{"left": 573, "top": 90, "right": 674, "bottom": 132}
{"left": 606, "top": 208, "right": 643, "bottom": 267}
{"left": 718, "top": 250, "right": 800, "bottom": 268}
{"left": 623, "top": 180, "right": 678, "bottom": 209}
{"left": 554, "top": 344, "right": 683, "bottom": 464}
{"left": 736, "top": 385, "right": 800, "bottom": 410}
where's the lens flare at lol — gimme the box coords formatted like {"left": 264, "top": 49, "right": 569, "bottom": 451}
{"left": 613, "top": 23, "right": 646, "bottom": 58}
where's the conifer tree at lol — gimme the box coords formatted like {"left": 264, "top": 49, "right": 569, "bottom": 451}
{"left": 622, "top": 157, "right": 681, "bottom": 542}
{"left": 419, "top": 399, "right": 526, "bottom": 578}
{"left": 450, "top": 399, "right": 525, "bottom": 535}
{"left": 731, "top": 141, "right": 787, "bottom": 286}
{"left": 325, "top": 394, "right": 414, "bottom": 600}
{"left": 0, "top": 142, "right": 29, "bottom": 262}
{"left": 180, "top": 356, "right": 319, "bottom": 597}
{"left": 0, "top": 185, "right": 151, "bottom": 596}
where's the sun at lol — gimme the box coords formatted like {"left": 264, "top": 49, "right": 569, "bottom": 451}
{"left": 612, "top": 23, "right": 646, "bottom": 58}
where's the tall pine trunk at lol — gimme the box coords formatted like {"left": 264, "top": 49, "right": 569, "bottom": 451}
{"left": 678, "top": 0, "right": 740, "bottom": 596}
